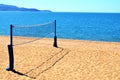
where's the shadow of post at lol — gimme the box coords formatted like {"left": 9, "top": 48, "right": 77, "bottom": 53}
{"left": 11, "top": 69, "right": 36, "bottom": 79}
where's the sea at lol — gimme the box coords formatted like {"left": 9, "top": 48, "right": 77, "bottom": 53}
{"left": 0, "top": 11, "right": 120, "bottom": 42}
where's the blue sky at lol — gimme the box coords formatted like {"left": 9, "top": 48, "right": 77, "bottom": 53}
{"left": 0, "top": 0, "right": 120, "bottom": 13}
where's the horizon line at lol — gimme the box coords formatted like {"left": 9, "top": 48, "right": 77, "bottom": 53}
{"left": 0, "top": 11, "right": 120, "bottom": 13}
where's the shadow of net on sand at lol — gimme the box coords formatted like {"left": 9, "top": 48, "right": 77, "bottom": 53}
{"left": 11, "top": 47, "right": 70, "bottom": 79}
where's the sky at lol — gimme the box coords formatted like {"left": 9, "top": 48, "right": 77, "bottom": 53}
{"left": 0, "top": 0, "right": 120, "bottom": 13}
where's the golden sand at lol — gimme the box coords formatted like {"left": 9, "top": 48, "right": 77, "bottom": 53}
{"left": 0, "top": 36, "right": 120, "bottom": 80}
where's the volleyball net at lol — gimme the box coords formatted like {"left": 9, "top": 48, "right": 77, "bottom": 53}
{"left": 9, "top": 20, "right": 58, "bottom": 47}
{"left": 6, "top": 20, "right": 58, "bottom": 71}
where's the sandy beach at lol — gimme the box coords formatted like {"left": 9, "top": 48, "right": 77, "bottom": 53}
{"left": 0, "top": 36, "right": 120, "bottom": 80}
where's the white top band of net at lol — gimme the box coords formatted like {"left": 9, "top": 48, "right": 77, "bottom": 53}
{"left": 13, "top": 21, "right": 54, "bottom": 28}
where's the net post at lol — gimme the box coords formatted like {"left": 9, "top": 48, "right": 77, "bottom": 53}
{"left": 10, "top": 24, "right": 13, "bottom": 46}
{"left": 6, "top": 24, "right": 14, "bottom": 71}
{"left": 53, "top": 20, "right": 58, "bottom": 47}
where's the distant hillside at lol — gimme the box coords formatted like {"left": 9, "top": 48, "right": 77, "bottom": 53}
{"left": 0, "top": 4, "right": 52, "bottom": 12}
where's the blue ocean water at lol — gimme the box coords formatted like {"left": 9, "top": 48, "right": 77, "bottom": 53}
{"left": 0, "top": 11, "right": 120, "bottom": 42}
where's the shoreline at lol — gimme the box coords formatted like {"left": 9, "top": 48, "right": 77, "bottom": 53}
{"left": 1, "top": 35, "right": 120, "bottom": 44}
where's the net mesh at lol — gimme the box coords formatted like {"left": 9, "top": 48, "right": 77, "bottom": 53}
{"left": 12, "top": 21, "right": 55, "bottom": 46}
